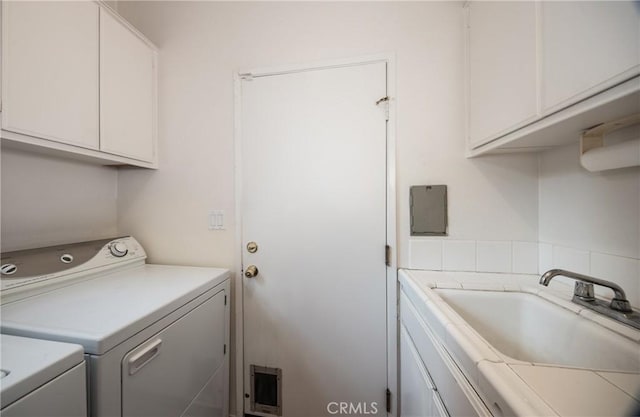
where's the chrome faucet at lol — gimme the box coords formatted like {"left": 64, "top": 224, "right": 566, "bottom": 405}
{"left": 540, "top": 269, "right": 632, "bottom": 312}
{"left": 539, "top": 269, "right": 640, "bottom": 330}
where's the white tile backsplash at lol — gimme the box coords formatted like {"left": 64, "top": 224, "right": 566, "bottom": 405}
{"left": 512, "top": 241, "right": 538, "bottom": 274}
{"left": 442, "top": 240, "right": 476, "bottom": 272}
{"left": 410, "top": 239, "right": 540, "bottom": 274}
{"left": 476, "top": 241, "right": 511, "bottom": 273}
{"left": 409, "top": 239, "right": 442, "bottom": 270}
{"left": 408, "top": 239, "right": 639, "bottom": 307}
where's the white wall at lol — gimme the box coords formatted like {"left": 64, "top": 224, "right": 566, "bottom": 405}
{"left": 539, "top": 143, "right": 640, "bottom": 307}
{"left": 115, "top": 1, "right": 539, "bottom": 269}
{"left": 1, "top": 148, "right": 118, "bottom": 251}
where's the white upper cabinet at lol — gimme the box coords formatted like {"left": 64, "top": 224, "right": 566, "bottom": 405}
{"left": 541, "top": 1, "right": 640, "bottom": 113}
{"left": 100, "top": 9, "right": 156, "bottom": 163}
{"left": 2, "top": 1, "right": 99, "bottom": 149}
{"left": 1, "top": 2, "right": 157, "bottom": 168}
{"left": 466, "top": 1, "right": 640, "bottom": 155}
{"left": 467, "top": 1, "right": 538, "bottom": 148}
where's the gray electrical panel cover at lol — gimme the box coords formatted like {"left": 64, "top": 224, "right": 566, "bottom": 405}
{"left": 410, "top": 185, "right": 447, "bottom": 236}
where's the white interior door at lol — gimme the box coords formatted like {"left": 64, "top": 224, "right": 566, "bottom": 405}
{"left": 241, "top": 61, "right": 388, "bottom": 417}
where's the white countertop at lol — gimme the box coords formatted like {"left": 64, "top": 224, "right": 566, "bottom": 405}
{"left": 399, "top": 269, "right": 640, "bottom": 417}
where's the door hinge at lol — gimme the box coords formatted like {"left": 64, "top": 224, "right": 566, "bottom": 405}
{"left": 224, "top": 295, "right": 227, "bottom": 305}
{"left": 385, "top": 245, "right": 391, "bottom": 267}
{"left": 386, "top": 388, "right": 391, "bottom": 413}
{"left": 224, "top": 344, "right": 227, "bottom": 355}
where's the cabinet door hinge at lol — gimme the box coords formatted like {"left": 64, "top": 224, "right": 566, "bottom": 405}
{"left": 224, "top": 295, "right": 227, "bottom": 305}
{"left": 224, "top": 344, "right": 227, "bottom": 355}
{"left": 386, "top": 388, "right": 391, "bottom": 413}
{"left": 385, "top": 245, "right": 391, "bottom": 267}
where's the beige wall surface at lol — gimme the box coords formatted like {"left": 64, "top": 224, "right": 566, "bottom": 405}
{"left": 538, "top": 143, "right": 640, "bottom": 306}
{"left": 1, "top": 148, "right": 118, "bottom": 251}
{"left": 115, "top": 1, "right": 539, "bottom": 270}
{"left": 539, "top": 143, "right": 640, "bottom": 260}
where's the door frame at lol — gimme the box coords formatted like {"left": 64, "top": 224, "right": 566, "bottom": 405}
{"left": 233, "top": 53, "right": 397, "bottom": 417}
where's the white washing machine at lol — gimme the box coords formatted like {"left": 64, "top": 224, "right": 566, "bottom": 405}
{"left": 0, "top": 237, "right": 230, "bottom": 417}
{"left": 0, "top": 334, "right": 87, "bottom": 417}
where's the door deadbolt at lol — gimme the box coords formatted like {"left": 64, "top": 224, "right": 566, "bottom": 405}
{"left": 245, "top": 265, "right": 259, "bottom": 278}
{"left": 246, "top": 242, "right": 258, "bottom": 253}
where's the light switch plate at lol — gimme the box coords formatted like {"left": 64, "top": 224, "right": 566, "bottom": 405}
{"left": 209, "top": 210, "right": 225, "bottom": 230}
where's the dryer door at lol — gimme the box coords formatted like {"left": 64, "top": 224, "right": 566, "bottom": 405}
{"left": 121, "top": 290, "right": 226, "bottom": 416}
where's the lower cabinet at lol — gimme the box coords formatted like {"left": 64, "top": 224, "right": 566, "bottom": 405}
{"left": 400, "top": 290, "right": 491, "bottom": 417}
{"left": 400, "top": 324, "right": 448, "bottom": 417}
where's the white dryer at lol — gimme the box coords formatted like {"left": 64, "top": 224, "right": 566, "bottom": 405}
{"left": 0, "top": 237, "right": 230, "bottom": 417}
{"left": 0, "top": 334, "right": 86, "bottom": 417}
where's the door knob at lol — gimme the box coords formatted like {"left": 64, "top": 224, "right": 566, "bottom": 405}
{"left": 245, "top": 265, "right": 259, "bottom": 278}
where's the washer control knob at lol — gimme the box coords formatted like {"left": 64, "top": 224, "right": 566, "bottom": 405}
{"left": 60, "top": 254, "right": 74, "bottom": 264}
{"left": 1, "top": 264, "right": 17, "bottom": 275}
{"left": 110, "top": 242, "right": 129, "bottom": 257}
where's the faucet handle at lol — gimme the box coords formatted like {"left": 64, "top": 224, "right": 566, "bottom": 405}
{"left": 574, "top": 281, "right": 632, "bottom": 313}
{"left": 574, "top": 281, "right": 595, "bottom": 301}
{"left": 610, "top": 298, "right": 632, "bottom": 313}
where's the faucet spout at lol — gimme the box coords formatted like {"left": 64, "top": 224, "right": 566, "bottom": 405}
{"left": 539, "top": 269, "right": 632, "bottom": 313}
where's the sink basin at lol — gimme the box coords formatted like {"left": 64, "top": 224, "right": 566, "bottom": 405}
{"left": 434, "top": 289, "right": 640, "bottom": 373}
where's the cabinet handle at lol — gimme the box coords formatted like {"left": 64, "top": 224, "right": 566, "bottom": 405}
{"left": 128, "top": 338, "right": 162, "bottom": 375}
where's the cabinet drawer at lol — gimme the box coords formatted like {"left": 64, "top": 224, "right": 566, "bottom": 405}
{"left": 400, "top": 291, "right": 491, "bottom": 417}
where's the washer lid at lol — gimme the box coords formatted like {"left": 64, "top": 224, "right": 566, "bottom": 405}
{"left": 0, "top": 334, "right": 84, "bottom": 407}
{"left": 0, "top": 264, "right": 229, "bottom": 355}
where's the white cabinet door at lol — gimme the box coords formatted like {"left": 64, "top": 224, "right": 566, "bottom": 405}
{"left": 467, "top": 1, "right": 538, "bottom": 148}
{"left": 541, "top": 1, "right": 640, "bottom": 113}
{"left": 2, "top": 1, "right": 99, "bottom": 149}
{"left": 432, "top": 391, "right": 450, "bottom": 417}
{"left": 400, "top": 325, "right": 436, "bottom": 417}
{"left": 100, "top": 9, "right": 155, "bottom": 163}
